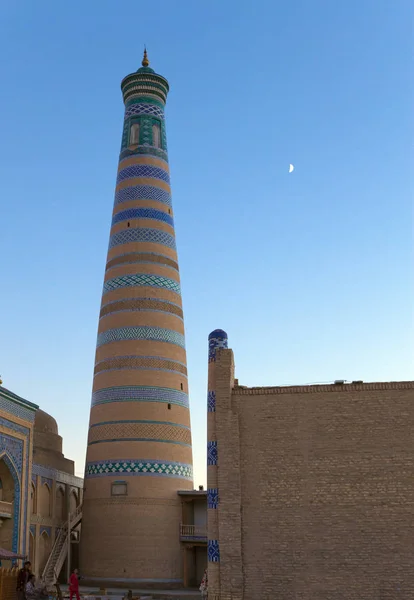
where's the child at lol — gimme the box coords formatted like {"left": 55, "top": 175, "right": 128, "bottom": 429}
{"left": 69, "top": 569, "right": 80, "bottom": 600}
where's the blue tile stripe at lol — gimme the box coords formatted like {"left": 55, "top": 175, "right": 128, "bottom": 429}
{"left": 207, "top": 488, "right": 218, "bottom": 509}
{"left": 109, "top": 228, "right": 176, "bottom": 251}
{"left": 115, "top": 185, "right": 171, "bottom": 207}
{"left": 96, "top": 326, "right": 185, "bottom": 349}
{"left": 112, "top": 208, "right": 174, "bottom": 227}
{"left": 208, "top": 540, "right": 220, "bottom": 563}
{"left": 207, "top": 441, "right": 218, "bottom": 466}
{"left": 208, "top": 390, "right": 216, "bottom": 412}
{"left": 117, "top": 165, "right": 170, "bottom": 185}
{"left": 89, "top": 419, "right": 190, "bottom": 429}
{"left": 91, "top": 386, "right": 189, "bottom": 408}
{"left": 103, "top": 273, "right": 181, "bottom": 296}
{"left": 85, "top": 459, "right": 193, "bottom": 480}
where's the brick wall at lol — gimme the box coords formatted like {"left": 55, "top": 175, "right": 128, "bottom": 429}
{"left": 214, "top": 349, "right": 414, "bottom": 600}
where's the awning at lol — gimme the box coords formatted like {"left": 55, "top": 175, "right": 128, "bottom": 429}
{"left": 0, "top": 548, "right": 27, "bottom": 560}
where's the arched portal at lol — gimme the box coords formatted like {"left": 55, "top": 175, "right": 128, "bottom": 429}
{"left": 0, "top": 458, "right": 16, "bottom": 552}
{"left": 56, "top": 486, "right": 65, "bottom": 522}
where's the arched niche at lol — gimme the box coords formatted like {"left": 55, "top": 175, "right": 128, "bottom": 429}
{"left": 69, "top": 490, "right": 78, "bottom": 515}
{"left": 30, "top": 482, "right": 37, "bottom": 515}
{"left": 29, "top": 530, "right": 35, "bottom": 566}
{"left": 56, "top": 486, "right": 65, "bottom": 522}
{"left": 39, "top": 482, "right": 51, "bottom": 517}
{"left": 39, "top": 530, "right": 50, "bottom": 574}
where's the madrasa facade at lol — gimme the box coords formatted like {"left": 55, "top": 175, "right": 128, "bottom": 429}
{"left": 0, "top": 385, "right": 83, "bottom": 577}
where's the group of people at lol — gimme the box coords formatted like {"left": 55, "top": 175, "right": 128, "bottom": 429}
{"left": 16, "top": 561, "right": 80, "bottom": 600}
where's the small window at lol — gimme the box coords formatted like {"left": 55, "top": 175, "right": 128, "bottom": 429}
{"left": 127, "top": 222, "right": 130, "bottom": 227}
{"left": 168, "top": 403, "right": 171, "bottom": 410}
{"left": 111, "top": 481, "right": 128, "bottom": 496}
{"left": 130, "top": 123, "right": 140, "bottom": 145}
{"left": 180, "top": 383, "right": 183, "bottom": 390}
{"left": 152, "top": 122, "right": 161, "bottom": 148}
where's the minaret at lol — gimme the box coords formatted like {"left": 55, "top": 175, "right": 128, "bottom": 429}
{"left": 80, "top": 51, "right": 193, "bottom": 586}
{"left": 207, "top": 329, "right": 228, "bottom": 596}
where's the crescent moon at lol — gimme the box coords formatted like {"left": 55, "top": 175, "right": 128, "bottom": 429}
{"left": 289, "top": 164, "right": 294, "bottom": 173}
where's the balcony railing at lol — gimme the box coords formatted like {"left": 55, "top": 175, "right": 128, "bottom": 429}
{"left": 0, "top": 501, "right": 13, "bottom": 518}
{"left": 180, "top": 524, "right": 207, "bottom": 541}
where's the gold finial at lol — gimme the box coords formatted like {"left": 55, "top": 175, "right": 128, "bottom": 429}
{"left": 0, "top": 376, "right": 2, "bottom": 386}
{"left": 142, "top": 47, "right": 149, "bottom": 67}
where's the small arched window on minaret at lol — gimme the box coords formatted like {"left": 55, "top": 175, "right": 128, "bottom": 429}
{"left": 130, "top": 123, "right": 140, "bottom": 145}
{"left": 152, "top": 121, "right": 161, "bottom": 148}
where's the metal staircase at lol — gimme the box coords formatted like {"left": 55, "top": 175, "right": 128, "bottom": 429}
{"left": 42, "top": 504, "right": 82, "bottom": 586}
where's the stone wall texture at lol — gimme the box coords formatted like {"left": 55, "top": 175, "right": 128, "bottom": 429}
{"left": 213, "top": 348, "right": 414, "bottom": 600}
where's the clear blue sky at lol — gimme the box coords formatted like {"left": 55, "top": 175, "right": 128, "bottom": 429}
{"left": 0, "top": 1, "right": 412, "bottom": 485}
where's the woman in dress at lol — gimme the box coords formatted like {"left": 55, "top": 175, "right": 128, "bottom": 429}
{"left": 199, "top": 568, "right": 208, "bottom": 598}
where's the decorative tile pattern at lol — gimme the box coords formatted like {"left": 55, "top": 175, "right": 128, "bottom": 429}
{"left": 32, "top": 463, "right": 83, "bottom": 488}
{"left": 207, "top": 391, "right": 216, "bottom": 412}
{"left": 208, "top": 540, "right": 220, "bottom": 563}
{"left": 88, "top": 421, "right": 192, "bottom": 446}
{"left": 100, "top": 298, "right": 183, "bottom": 321}
{"left": 119, "top": 146, "right": 168, "bottom": 162}
{"left": 109, "top": 228, "right": 176, "bottom": 251}
{"left": 0, "top": 387, "right": 37, "bottom": 422}
{"left": 207, "top": 441, "right": 218, "bottom": 466}
{"left": 116, "top": 165, "right": 170, "bottom": 185}
{"left": 111, "top": 208, "right": 173, "bottom": 227}
{"left": 40, "top": 526, "right": 51, "bottom": 537}
{"left": 114, "top": 185, "right": 171, "bottom": 207}
{"left": 208, "top": 329, "right": 228, "bottom": 362}
{"left": 103, "top": 273, "right": 181, "bottom": 296}
{"left": 96, "top": 326, "right": 186, "bottom": 349}
{"left": 106, "top": 252, "right": 178, "bottom": 273}
{"left": 0, "top": 415, "right": 29, "bottom": 437}
{"left": 85, "top": 459, "right": 193, "bottom": 480}
{"left": 207, "top": 488, "right": 219, "bottom": 509}
{"left": 94, "top": 355, "right": 187, "bottom": 376}
{"left": 91, "top": 385, "right": 189, "bottom": 408}
{"left": 125, "top": 103, "right": 165, "bottom": 119}
{"left": 99, "top": 298, "right": 183, "bottom": 320}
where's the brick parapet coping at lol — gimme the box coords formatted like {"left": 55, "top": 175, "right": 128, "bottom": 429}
{"left": 233, "top": 381, "right": 414, "bottom": 395}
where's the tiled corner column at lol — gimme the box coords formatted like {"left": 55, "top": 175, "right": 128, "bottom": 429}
{"left": 207, "top": 329, "right": 228, "bottom": 599}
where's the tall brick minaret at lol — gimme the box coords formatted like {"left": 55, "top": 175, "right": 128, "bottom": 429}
{"left": 80, "top": 50, "right": 193, "bottom": 586}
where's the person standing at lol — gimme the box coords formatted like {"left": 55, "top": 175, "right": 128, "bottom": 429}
{"left": 199, "top": 568, "right": 208, "bottom": 599}
{"left": 69, "top": 569, "right": 80, "bottom": 600}
{"left": 16, "top": 561, "right": 31, "bottom": 600}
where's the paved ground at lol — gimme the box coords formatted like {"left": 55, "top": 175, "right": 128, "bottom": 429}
{"left": 59, "top": 585, "right": 200, "bottom": 600}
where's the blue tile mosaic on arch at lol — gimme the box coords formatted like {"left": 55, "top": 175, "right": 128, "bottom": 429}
{"left": 109, "top": 228, "right": 176, "bottom": 251}
{"left": 91, "top": 385, "right": 189, "bottom": 409}
{"left": 85, "top": 459, "right": 192, "bottom": 480}
{"left": 207, "top": 391, "right": 216, "bottom": 412}
{"left": 114, "top": 185, "right": 171, "bottom": 207}
{"left": 116, "top": 165, "right": 170, "bottom": 185}
{"left": 111, "top": 208, "right": 174, "bottom": 228}
{"left": 40, "top": 526, "right": 51, "bottom": 537}
{"left": 41, "top": 476, "right": 52, "bottom": 488}
{"left": 103, "top": 273, "right": 181, "bottom": 296}
{"left": 0, "top": 444, "right": 22, "bottom": 553}
{"left": 207, "top": 488, "right": 218, "bottom": 509}
{"left": 96, "top": 326, "right": 186, "bottom": 350}
{"left": 207, "top": 441, "right": 218, "bottom": 466}
{"left": 208, "top": 540, "right": 220, "bottom": 563}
